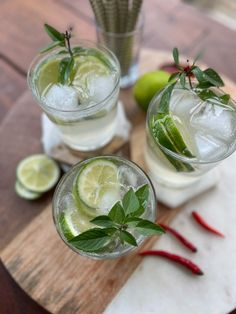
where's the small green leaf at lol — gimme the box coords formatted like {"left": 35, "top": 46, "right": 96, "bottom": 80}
{"left": 135, "top": 184, "right": 149, "bottom": 209}
{"left": 40, "top": 40, "right": 63, "bottom": 53}
{"left": 59, "top": 57, "right": 75, "bottom": 84}
{"left": 64, "top": 57, "right": 75, "bottom": 84}
{"left": 129, "top": 206, "right": 145, "bottom": 218}
{"left": 122, "top": 188, "right": 140, "bottom": 215}
{"left": 72, "top": 46, "right": 86, "bottom": 55}
{"left": 180, "top": 72, "right": 186, "bottom": 88}
{"left": 108, "top": 202, "right": 125, "bottom": 224}
{"left": 196, "top": 81, "right": 214, "bottom": 89}
{"left": 220, "top": 94, "right": 230, "bottom": 104}
{"left": 168, "top": 72, "right": 180, "bottom": 83}
{"left": 203, "top": 68, "right": 224, "bottom": 87}
{"left": 120, "top": 230, "right": 137, "bottom": 247}
{"left": 125, "top": 217, "right": 143, "bottom": 227}
{"left": 90, "top": 215, "right": 115, "bottom": 228}
{"left": 68, "top": 228, "right": 112, "bottom": 252}
{"left": 173, "top": 47, "right": 179, "bottom": 65}
{"left": 158, "top": 83, "right": 176, "bottom": 114}
{"left": 192, "top": 66, "right": 204, "bottom": 82}
{"left": 56, "top": 49, "right": 70, "bottom": 55}
{"left": 44, "top": 24, "right": 65, "bottom": 42}
{"left": 136, "top": 220, "right": 165, "bottom": 236}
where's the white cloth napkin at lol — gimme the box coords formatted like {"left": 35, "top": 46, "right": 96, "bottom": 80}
{"left": 104, "top": 153, "right": 236, "bottom": 314}
{"left": 41, "top": 101, "right": 131, "bottom": 154}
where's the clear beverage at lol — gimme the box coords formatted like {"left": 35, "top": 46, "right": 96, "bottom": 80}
{"left": 53, "top": 156, "right": 157, "bottom": 259}
{"left": 145, "top": 84, "right": 236, "bottom": 188}
{"left": 28, "top": 41, "right": 120, "bottom": 151}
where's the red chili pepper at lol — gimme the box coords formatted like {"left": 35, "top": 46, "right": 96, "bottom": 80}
{"left": 159, "top": 223, "right": 197, "bottom": 253}
{"left": 192, "top": 211, "right": 224, "bottom": 237}
{"left": 139, "top": 250, "right": 203, "bottom": 275}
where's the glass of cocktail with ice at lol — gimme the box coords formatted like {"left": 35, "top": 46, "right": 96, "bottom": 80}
{"left": 145, "top": 82, "right": 236, "bottom": 189}
{"left": 28, "top": 40, "right": 120, "bottom": 151}
{"left": 53, "top": 155, "right": 160, "bottom": 259}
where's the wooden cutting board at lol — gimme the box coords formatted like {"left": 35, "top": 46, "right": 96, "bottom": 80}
{"left": 1, "top": 48, "right": 235, "bottom": 314}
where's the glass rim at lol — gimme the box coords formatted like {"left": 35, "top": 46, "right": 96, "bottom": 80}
{"left": 27, "top": 40, "right": 121, "bottom": 114}
{"left": 95, "top": 10, "right": 144, "bottom": 38}
{"left": 147, "top": 85, "right": 236, "bottom": 165}
{"left": 52, "top": 155, "right": 157, "bottom": 259}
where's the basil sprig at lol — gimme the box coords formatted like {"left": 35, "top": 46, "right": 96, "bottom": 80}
{"left": 68, "top": 184, "right": 164, "bottom": 253}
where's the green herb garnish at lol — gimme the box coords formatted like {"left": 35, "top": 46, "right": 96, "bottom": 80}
{"left": 167, "top": 47, "right": 228, "bottom": 104}
{"left": 68, "top": 184, "right": 164, "bottom": 253}
{"left": 41, "top": 24, "right": 76, "bottom": 85}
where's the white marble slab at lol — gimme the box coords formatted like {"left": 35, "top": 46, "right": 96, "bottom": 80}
{"left": 104, "top": 153, "right": 236, "bottom": 314}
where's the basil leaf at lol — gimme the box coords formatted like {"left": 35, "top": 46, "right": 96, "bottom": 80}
{"left": 168, "top": 72, "right": 180, "bottom": 83}
{"left": 59, "top": 57, "right": 74, "bottom": 84}
{"left": 122, "top": 188, "right": 140, "bottom": 215}
{"left": 108, "top": 202, "right": 125, "bottom": 224}
{"left": 136, "top": 220, "right": 165, "bottom": 236}
{"left": 40, "top": 40, "right": 63, "bottom": 53}
{"left": 203, "top": 68, "right": 224, "bottom": 87}
{"left": 180, "top": 72, "right": 186, "bottom": 88}
{"left": 125, "top": 217, "right": 143, "bottom": 227}
{"left": 120, "top": 230, "right": 137, "bottom": 247}
{"left": 44, "top": 24, "right": 65, "bottom": 42}
{"left": 192, "top": 66, "right": 204, "bottom": 82}
{"left": 220, "top": 94, "right": 230, "bottom": 104}
{"left": 158, "top": 83, "right": 175, "bottom": 114}
{"left": 90, "top": 215, "right": 115, "bottom": 228}
{"left": 135, "top": 184, "right": 149, "bottom": 209}
{"left": 68, "top": 228, "right": 112, "bottom": 252}
{"left": 173, "top": 47, "right": 179, "bottom": 65}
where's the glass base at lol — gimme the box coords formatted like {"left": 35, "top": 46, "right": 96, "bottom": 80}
{"left": 148, "top": 168, "right": 220, "bottom": 208}
{"left": 120, "top": 63, "right": 138, "bottom": 89}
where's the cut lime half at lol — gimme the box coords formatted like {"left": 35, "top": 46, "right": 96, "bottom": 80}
{"left": 59, "top": 209, "right": 94, "bottom": 241}
{"left": 16, "top": 154, "right": 60, "bottom": 193}
{"left": 151, "top": 115, "right": 194, "bottom": 172}
{"left": 15, "top": 180, "right": 42, "bottom": 200}
{"left": 37, "top": 59, "right": 60, "bottom": 95}
{"left": 75, "top": 159, "right": 120, "bottom": 210}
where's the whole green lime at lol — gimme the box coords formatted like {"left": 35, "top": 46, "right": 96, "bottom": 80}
{"left": 133, "top": 70, "right": 170, "bottom": 111}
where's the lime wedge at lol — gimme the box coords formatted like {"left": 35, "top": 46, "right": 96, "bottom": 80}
{"left": 73, "top": 55, "right": 109, "bottom": 87}
{"left": 151, "top": 116, "right": 194, "bottom": 172}
{"left": 75, "top": 159, "right": 120, "bottom": 209}
{"left": 59, "top": 209, "right": 94, "bottom": 241}
{"left": 15, "top": 180, "right": 42, "bottom": 200}
{"left": 16, "top": 154, "right": 60, "bottom": 193}
{"left": 37, "top": 59, "right": 60, "bottom": 95}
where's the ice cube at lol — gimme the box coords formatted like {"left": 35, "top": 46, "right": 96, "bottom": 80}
{"left": 43, "top": 84, "right": 79, "bottom": 110}
{"left": 190, "top": 102, "right": 236, "bottom": 141}
{"left": 118, "top": 165, "right": 138, "bottom": 189}
{"left": 170, "top": 89, "right": 201, "bottom": 122}
{"left": 98, "top": 189, "right": 120, "bottom": 214}
{"left": 60, "top": 193, "right": 77, "bottom": 213}
{"left": 87, "top": 75, "right": 115, "bottom": 102}
{"left": 194, "top": 131, "right": 228, "bottom": 160}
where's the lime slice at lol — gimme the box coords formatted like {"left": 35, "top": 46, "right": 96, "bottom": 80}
{"left": 59, "top": 209, "right": 94, "bottom": 241}
{"left": 73, "top": 55, "right": 109, "bottom": 87}
{"left": 151, "top": 116, "right": 194, "bottom": 172}
{"left": 16, "top": 154, "right": 60, "bottom": 193}
{"left": 37, "top": 59, "right": 60, "bottom": 95}
{"left": 75, "top": 159, "right": 120, "bottom": 209}
{"left": 15, "top": 180, "right": 42, "bottom": 200}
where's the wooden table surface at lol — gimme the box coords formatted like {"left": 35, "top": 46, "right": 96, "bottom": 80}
{"left": 0, "top": 0, "right": 236, "bottom": 313}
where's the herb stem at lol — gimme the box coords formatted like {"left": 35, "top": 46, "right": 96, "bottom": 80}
{"left": 65, "top": 30, "right": 73, "bottom": 58}
{"left": 188, "top": 75, "right": 193, "bottom": 89}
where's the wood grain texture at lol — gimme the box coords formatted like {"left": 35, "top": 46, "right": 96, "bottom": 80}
{"left": 1, "top": 203, "right": 179, "bottom": 314}
{"left": 0, "top": 92, "right": 52, "bottom": 252}
{"left": 2, "top": 48, "right": 235, "bottom": 314}
{"left": 0, "top": 0, "right": 95, "bottom": 73}
{"left": 0, "top": 58, "right": 26, "bottom": 122}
